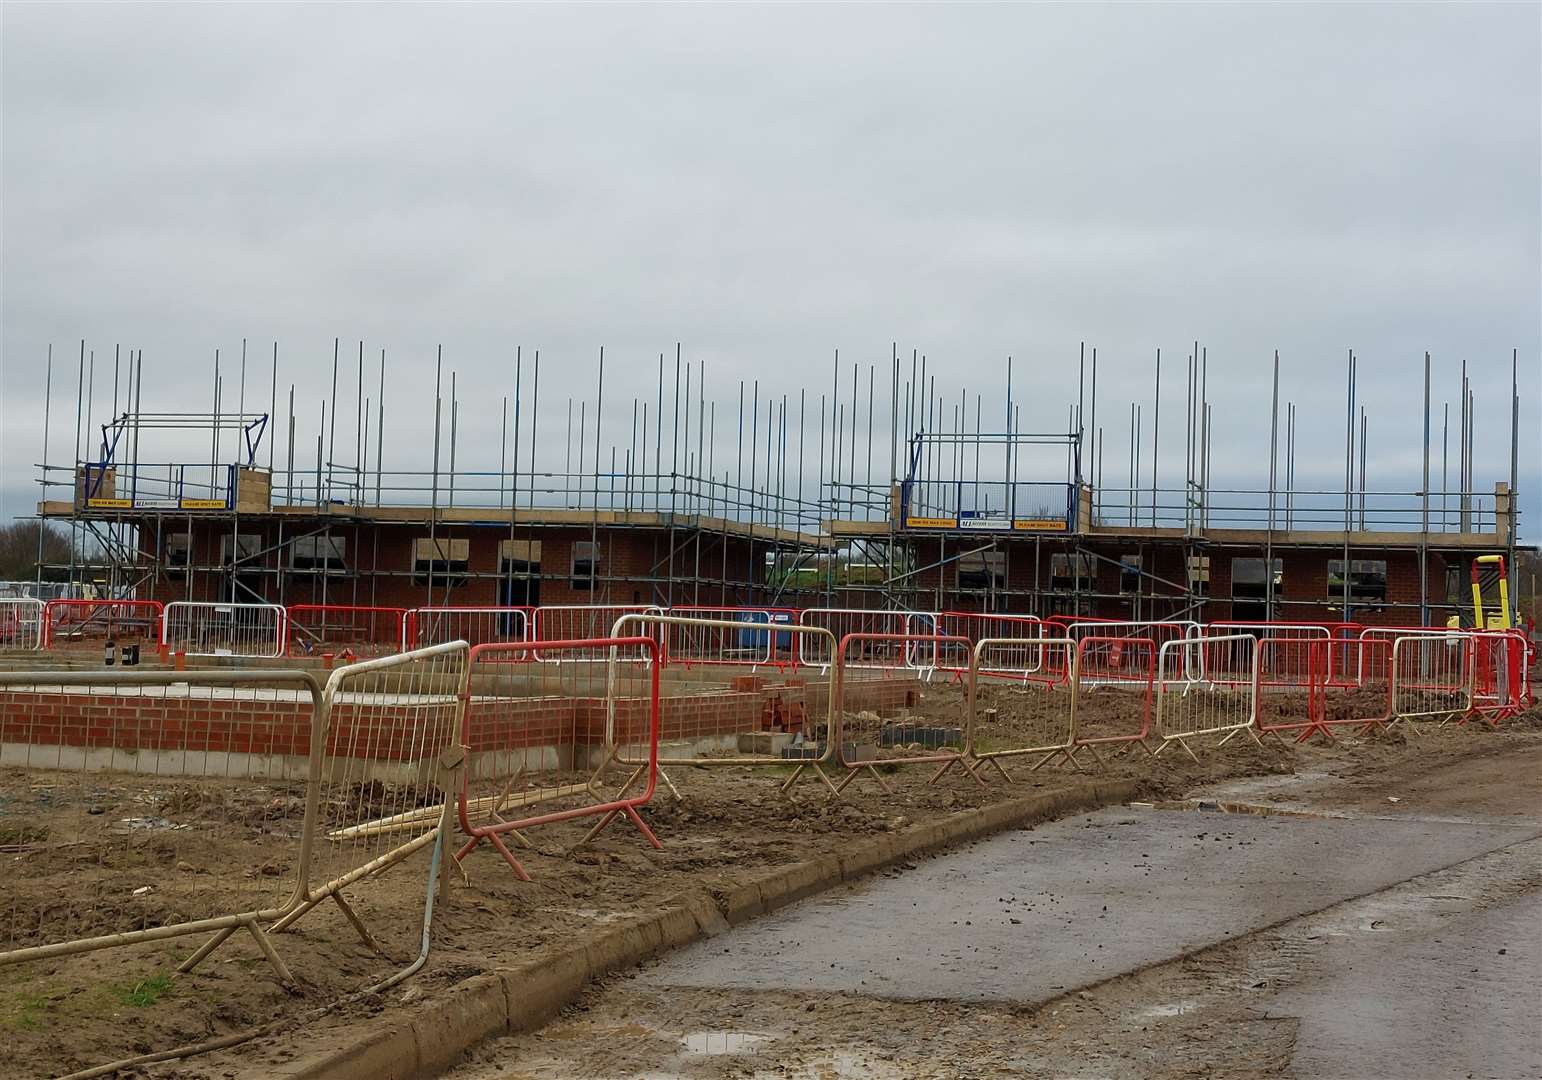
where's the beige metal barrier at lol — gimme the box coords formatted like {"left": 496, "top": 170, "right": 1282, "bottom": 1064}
{"left": 831, "top": 632, "right": 979, "bottom": 794}
{"left": 968, "top": 637, "right": 1080, "bottom": 779}
{"left": 0, "top": 644, "right": 468, "bottom": 986}
{"left": 267, "top": 642, "right": 470, "bottom": 952}
{"left": 162, "top": 600, "right": 286, "bottom": 658}
{"left": 1389, "top": 633, "right": 1474, "bottom": 727}
{"left": 0, "top": 668, "right": 323, "bottom": 982}
{"left": 604, "top": 614, "right": 842, "bottom": 796}
{"left": 1153, "top": 634, "right": 1262, "bottom": 758}
{"left": 0, "top": 597, "right": 45, "bottom": 650}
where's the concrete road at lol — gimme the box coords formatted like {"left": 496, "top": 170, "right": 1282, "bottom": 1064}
{"left": 447, "top": 742, "right": 1542, "bottom": 1080}
{"left": 637, "top": 810, "right": 1531, "bottom": 1006}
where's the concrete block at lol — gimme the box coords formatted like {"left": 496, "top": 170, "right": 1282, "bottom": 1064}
{"left": 841, "top": 741, "right": 878, "bottom": 763}
{"left": 738, "top": 731, "right": 794, "bottom": 755}
{"left": 878, "top": 724, "right": 963, "bottom": 749}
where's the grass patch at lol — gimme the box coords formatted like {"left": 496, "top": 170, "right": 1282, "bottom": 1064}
{"left": 111, "top": 971, "right": 174, "bottom": 1008}
{"left": 0, "top": 822, "right": 48, "bottom": 846}
{"left": 1, "top": 990, "right": 55, "bottom": 1032}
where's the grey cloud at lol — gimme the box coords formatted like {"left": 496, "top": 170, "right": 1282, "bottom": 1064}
{"left": 2, "top": 2, "right": 1536, "bottom": 531}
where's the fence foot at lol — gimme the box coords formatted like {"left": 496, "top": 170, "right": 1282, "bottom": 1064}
{"left": 1294, "top": 723, "right": 1334, "bottom": 745}
{"left": 570, "top": 810, "right": 617, "bottom": 852}
{"left": 1078, "top": 744, "right": 1108, "bottom": 771}
{"left": 811, "top": 763, "right": 842, "bottom": 798}
{"left": 585, "top": 746, "right": 619, "bottom": 790}
{"left": 778, "top": 763, "right": 806, "bottom": 793}
{"left": 176, "top": 925, "right": 239, "bottom": 977}
{"left": 570, "top": 801, "right": 661, "bottom": 854}
{"left": 866, "top": 763, "right": 891, "bottom": 793}
{"left": 243, "top": 919, "right": 296, "bottom": 987}
{"left": 486, "top": 831, "right": 533, "bottom": 881}
{"left": 655, "top": 765, "right": 684, "bottom": 802}
{"left": 623, "top": 804, "right": 662, "bottom": 850}
{"left": 487, "top": 821, "right": 535, "bottom": 848}
{"left": 926, "top": 756, "right": 981, "bottom": 787}
{"left": 330, "top": 891, "right": 384, "bottom": 955}
{"left": 268, "top": 895, "right": 322, "bottom": 935}
{"left": 956, "top": 755, "right": 988, "bottom": 787}
{"left": 781, "top": 761, "right": 842, "bottom": 799}
{"left": 492, "top": 765, "right": 527, "bottom": 816}
{"left": 1032, "top": 747, "right": 1077, "bottom": 773}
{"left": 610, "top": 764, "right": 647, "bottom": 803}
{"left": 834, "top": 763, "right": 890, "bottom": 796}
{"left": 985, "top": 757, "right": 1015, "bottom": 784}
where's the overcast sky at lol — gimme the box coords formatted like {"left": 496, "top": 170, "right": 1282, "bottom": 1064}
{"left": 2, "top": 3, "right": 1538, "bottom": 537}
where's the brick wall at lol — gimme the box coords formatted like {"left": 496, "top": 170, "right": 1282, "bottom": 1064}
{"left": 144, "top": 522, "right": 675, "bottom": 609}
{"left": 1, "top": 671, "right": 926, "bottom": 770}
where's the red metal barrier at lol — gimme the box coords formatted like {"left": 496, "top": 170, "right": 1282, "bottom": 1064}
{"left": 1071, "top": 635, "right": 1156, "bottom": 759}
{"left": 1468, "top": 630, "right": 1527, "bottom": 724}
{"left": 455, "top": 636, "right": 661, "bottom": 881}
{"left": 1257, "top": 637, "right": 1392, "bottom": 743}
{"left": 42, "top": 598, "right": 164, "bottom": 649}
{"left": 286, "top": 604, "right": 406, "bottom": 657}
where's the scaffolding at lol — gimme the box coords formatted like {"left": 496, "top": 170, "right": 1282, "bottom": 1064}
{"left": 22, "top": 339, "right": 1528, "bottom": 626}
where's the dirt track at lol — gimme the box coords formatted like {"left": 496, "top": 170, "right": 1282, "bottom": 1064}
{"left": 3, "top": 684, "right": 1537, "bottom": 1079}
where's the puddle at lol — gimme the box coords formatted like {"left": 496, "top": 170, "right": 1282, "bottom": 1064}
{"left": 1137, "top": 998, "right": 1199, "bottom": 1019}
{"left": 564, "top": 908, "right": 625, "bottom": 924}
{"left": 634, "top": 1048, "right": 909, "bottom": 1080}
{"left": 1135, "top": 799, "right": 1336, "bottom": 820}
{"left": 679, "top": 1030, "right": 772, "bottom": 1055}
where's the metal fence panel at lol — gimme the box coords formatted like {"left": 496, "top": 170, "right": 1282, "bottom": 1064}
{"left": 455, "top": 636, "right": 660, "bottom": 880}
{"left": 0, "top": 667, "right": 323, "bottom": 983}
{"left": 1466, "top": 631, "right": 1526, "bottom": 723}
{"left": 1389, "top": 633, "right": 1473, "bottom": 724}
{"left": 0, "top": 597, "right": 44, "bottom": 650}
{"left": 797, "top": 609, "right": 935, "bottom": 669}
{"left": 1070, "top": 636, "right": 1157, "bottom": 759}
{"left": 162, "top": 601, "right": 286, "bottom": 658}
{"left": 664, "top": 606, "right": 799, "bottom": 668}
{"left": 832, "top": 632, "right": 977, "bottom": 793}
{"left": 535, "top": 605, "right": 658, "bottom": 661}
{"left": 968, "top": 637, "right": 1078, "bottom": 778}
{"left": 287, "top": 604, "right": 407, "bottom": 657}
{"left": 1154, "top": 634, "right": 1260, "bottom": 756}
{"left": 271, "top": 642, "right": 470, "bottom": 950}
{"left": 42, "top": 598, "right": 164, "bottom": 649}
{"left": 407, "top": 606, "right": 531, "bottom": 650}
{"left": 606, "top": 614, "right": 840, "bottom": 788}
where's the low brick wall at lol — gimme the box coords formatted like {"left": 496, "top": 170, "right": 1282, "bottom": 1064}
{"left": 0, "top": 670, "right": 925, "bottom": 780}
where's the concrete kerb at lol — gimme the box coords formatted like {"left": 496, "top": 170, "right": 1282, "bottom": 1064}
{"left": 273, "top": 778, "right": 1140, "bottom": 1080}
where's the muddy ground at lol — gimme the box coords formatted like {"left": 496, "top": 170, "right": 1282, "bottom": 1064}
{"left": 2, "top": 681, "right": 1536, "bottom": 1079}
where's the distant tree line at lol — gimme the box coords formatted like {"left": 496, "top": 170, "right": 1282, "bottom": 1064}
{"left": 0, "top": 519, "right": 74, "bottom": 581}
